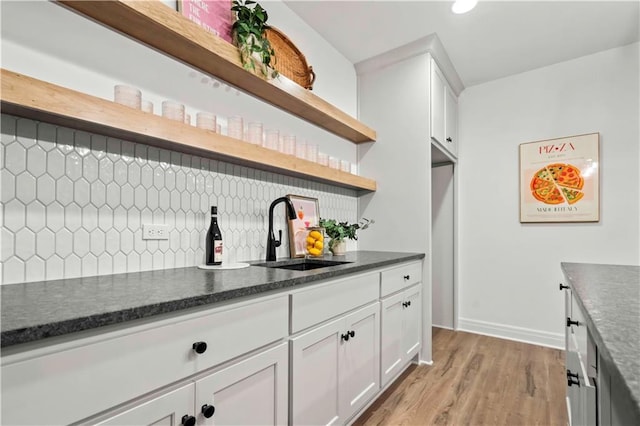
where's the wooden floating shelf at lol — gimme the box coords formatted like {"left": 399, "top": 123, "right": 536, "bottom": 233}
{"left": 58, "top": 0, "right": 376, "bottom": 144}
{"left": 0, "top": 69, "right": 377, "bottom": 192}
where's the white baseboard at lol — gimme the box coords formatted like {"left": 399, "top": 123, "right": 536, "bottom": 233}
{"left": 457, "top": 317, "right": 564, "bottom": 349}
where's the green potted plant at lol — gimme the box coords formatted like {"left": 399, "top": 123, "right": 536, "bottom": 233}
{"left": 319, "top": 217, "right": 374, "bottom": 255}
{"left": 231, "top": 0, "right": 278, "bottom": 78}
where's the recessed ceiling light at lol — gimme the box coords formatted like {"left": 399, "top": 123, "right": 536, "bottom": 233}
{"left": 452, "top": 0, "right": 478, "bottom": 14}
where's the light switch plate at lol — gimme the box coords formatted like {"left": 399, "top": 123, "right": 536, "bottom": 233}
{"left": 142, "top": 224, "right": 169, "bottom": 240}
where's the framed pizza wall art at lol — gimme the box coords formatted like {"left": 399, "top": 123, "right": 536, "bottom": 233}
{"left": 519, "top": 133, "right": 600, "bottom": 223}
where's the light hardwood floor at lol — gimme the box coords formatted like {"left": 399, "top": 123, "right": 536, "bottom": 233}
{"left": 354, "top": 328, "right": 567, "bottom": 426}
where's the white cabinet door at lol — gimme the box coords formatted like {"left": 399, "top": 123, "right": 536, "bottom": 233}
{"left": 444, "top": 85, "right": 458, "bottom": 156}
{"left": 291, "top": 302, "right": 381, "bottom": 425}
{"left": 195, "top": 343, "right": 288, "bottom": 426}
{"left": 430, "top": 62, "right": 446, "bottom": 145}
{"left": 380, "top": 292, "right": 404, "bottom": 387}
{"left": 380, "top": 285, "right": 422, "bottom": 388}
{"left": 339, "top": 303, "right": 380, "bottom": 421}
{"left": 96, "top": 384, "right": 195, "bottom": 426}
{"left": 402, "top": 284, "right": 422, "bottom": 359}
{"left": 291, "top": 317, "right": 342, "bottom": 426}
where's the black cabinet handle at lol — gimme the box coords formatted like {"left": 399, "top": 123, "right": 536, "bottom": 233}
{"left": 559, "top": 283, "right": 569, "bottom": 290}
{"left": 182, "top": 415, "right": 196, "bottom": 426}
{"left": 402, "top": 301, "right": 412, "bottom": 308}
{"left": 446, "top": 137, "right": 452, "bottom": 142}
{"left": 403, "top": 275, "right": 410, "bottom": 280}
{"left": 566, "top": 317, "right": 580, "bottom": 327}
{"left": 192, "top": 341, "right": 208, "bottom": 354}
{"left": 341, "top": 330, "right": 355, "bottom": 341}
{"left": 201, "top": 404, "right": 215, "bottom": 418}
{"left": 567, "top": 370, "right": 580, "bottom": 387}
{"left": 402, "top": 302, "right": 407, "bottom": 308}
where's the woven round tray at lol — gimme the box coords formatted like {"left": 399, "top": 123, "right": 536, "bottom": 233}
{"left": 265, "top": 26, "right": 316, "bottom": 90}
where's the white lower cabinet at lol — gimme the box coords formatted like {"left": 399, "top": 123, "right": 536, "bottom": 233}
{"left": 194, "top": 342, "right": 289, "bottom": 426}
{"left": 563, "top": 286, "right": 597, "bottom": 426}
{"left": 380, "top": 284, "right": 422, "bottom": 387}
{"left": 291, "top": 303, "right": 380, "bottom": 425}
{"left": 95, "top": 343, "right": 288, "bottom": 426}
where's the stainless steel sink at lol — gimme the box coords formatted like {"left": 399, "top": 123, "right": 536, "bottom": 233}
{"left": 254, "top": 259, "right": 352, "bottom": 271}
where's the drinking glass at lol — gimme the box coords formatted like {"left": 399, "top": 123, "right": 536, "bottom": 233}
{"left": 227, "top": 115, "right": 244, "bottom": 140}
{"left": 248, "top": 122, "right": 264, "bottom": 145}
{"left": 114, "top": 85, "right": 142, "bottom": 109}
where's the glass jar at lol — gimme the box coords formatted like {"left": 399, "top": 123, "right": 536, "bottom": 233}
{"left": 304, "top": 227, "right": 325, "bottom": 257}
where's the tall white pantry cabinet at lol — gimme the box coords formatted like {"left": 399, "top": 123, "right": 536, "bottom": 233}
{"left": 356, "top": 35, "right": 462, "bottom": 362}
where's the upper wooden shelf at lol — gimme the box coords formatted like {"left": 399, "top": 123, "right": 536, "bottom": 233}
{"left": 57, "top": 0, "right": 376, "bottom": 144}
{"left": 0, "top": 69, "right": 376, "bottom": 192}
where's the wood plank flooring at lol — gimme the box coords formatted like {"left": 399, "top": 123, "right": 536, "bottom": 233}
{"left": 354, "top": 328, "right": 567, "bottom": 426}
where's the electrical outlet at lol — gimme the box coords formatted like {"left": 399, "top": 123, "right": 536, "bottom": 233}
{"left": 142, "top": 224, "right": 169, "bottom": 240}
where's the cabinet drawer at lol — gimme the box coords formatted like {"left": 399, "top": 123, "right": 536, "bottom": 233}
{"left": 290, "top": 272, "right": 379, "bottom": 334}
{"left": 381, "top": 261, "right": 422, "bottom": 297}
{"left": 1, "top": 295, "right": 288, "bottom": 425}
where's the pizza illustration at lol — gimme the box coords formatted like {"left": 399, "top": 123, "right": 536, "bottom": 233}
{"left": 530, "top": 163, "right": 585, "bottom": 205}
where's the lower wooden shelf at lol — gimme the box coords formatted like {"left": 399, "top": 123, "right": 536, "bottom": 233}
{"left": 0, "top": 69, "right": 376, "bottom": 192}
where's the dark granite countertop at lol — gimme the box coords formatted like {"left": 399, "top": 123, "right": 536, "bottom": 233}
{"left": 561, "top": 262, "right": 640, "bottom": 419}
{"left": 1, "top": 251, "right": 424, "bottom": 347}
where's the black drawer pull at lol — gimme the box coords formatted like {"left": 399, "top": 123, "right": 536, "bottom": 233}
{"left": 566, "top": 317, "right": 580, "bottom": 327}
{"left": 559, "top": 283, "right": 569, "bottom": 290}
{"left": 192, "top": 341, "right": 208, "bottom": 354}
{"left": 182, "top": 415, "right": 196, "bottom": 426}
{"left": 403, "top": 275, "right": 410, "bottom": 280}
{"left": 567, "top": 370, "right": 580, "bottom": 387}
{"left": 201, "top": 404, "right": 215, "bottom": 418}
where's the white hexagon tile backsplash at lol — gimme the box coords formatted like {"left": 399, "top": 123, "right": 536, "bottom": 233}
{"left": 0, "top": 114, "right": 358, "bottom": 285}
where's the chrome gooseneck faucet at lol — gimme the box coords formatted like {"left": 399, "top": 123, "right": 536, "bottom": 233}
{"left": 266, "top": 197, "right": 297, "bottom": 261}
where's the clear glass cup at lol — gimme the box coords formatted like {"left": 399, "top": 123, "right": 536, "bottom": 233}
{"left": 227, "top": 115, "right": 244, "bottom": 140}
{"left": 248, "top": 122, "right": 264, "bottom": 145}
{"left": 141, "top": 99, "right": 154, "bottom": 114}
{"left": 184, "top": 113, "right": 191, "bottom": 125}
{"left": 114, "top": 85, "right": 142, "bottom": 109}
{"left": 306, "top": 144, "right": 318, "bottom": 162}
{"left": 329, "top": 156, "right": 340, "bottom": 169}
{"left": 317, "top": 152, "right": 329, "bottom": 166}
{"left": 295, "top": 141, "right": 307, "bottom": 160}
{"left": 340, "top": 160, "right": 350, "bottom": 173}
{"left": 162, "top": 100, "right": 185, "bottom": 122}
{"left": 265, "top": 129, "right": 280, "bottom": 150}
{"left": 281, "top": 134, "right": 296, "bottom": 155}
{"left": 196, "top": 112, "right": 217, "bottom": 131}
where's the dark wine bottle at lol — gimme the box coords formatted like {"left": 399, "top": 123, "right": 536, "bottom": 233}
{"left": 206, "top": 206, "right": 223, "bottom": 265}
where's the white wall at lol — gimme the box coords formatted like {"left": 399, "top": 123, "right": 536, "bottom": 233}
{"left": 457, "top": 43, "right": 640, "bottom": 348}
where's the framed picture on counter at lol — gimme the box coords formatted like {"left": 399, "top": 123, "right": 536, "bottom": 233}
{"left": 287, "top": 195, "right": 319, "bottom": 257}
{"left": 519, "top": 132, "right": 600, "bottom": 223}
{"left": 178, "top": 0, "right": 233, "bottom": 43}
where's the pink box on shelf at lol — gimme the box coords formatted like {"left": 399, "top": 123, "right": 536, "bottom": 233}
{"left": 179, "top": 0, "right": 233, "bottom": 43}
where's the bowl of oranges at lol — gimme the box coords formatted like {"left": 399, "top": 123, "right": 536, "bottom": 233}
{"left": 304, "top": 227, "right": 325, "bottom": 257}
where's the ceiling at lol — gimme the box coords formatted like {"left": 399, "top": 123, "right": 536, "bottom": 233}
{"left": 283, "top": 1, "right": 640, "bottom": 88}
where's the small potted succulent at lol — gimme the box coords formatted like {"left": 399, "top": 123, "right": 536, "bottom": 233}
{"left": 319, "top": 218, "right": 374, "bottom": 255}
{"left": 231, "top": 0, "right": 278, "bottom": 78}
